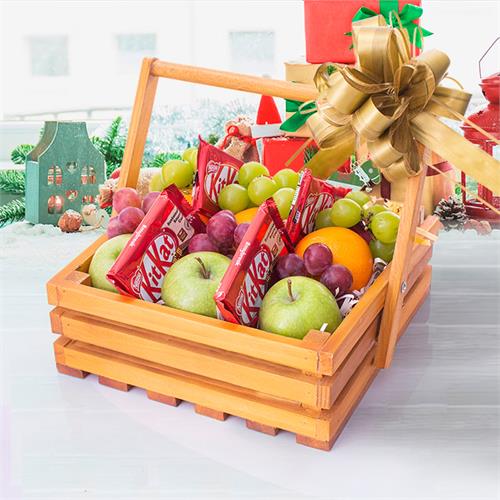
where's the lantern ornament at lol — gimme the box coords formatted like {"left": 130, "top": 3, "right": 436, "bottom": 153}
{"left": 25, "top": 121, "right": 105, "bottom": 225}
{"left": 461, "top": 38, "right": 500, "bottom": 227}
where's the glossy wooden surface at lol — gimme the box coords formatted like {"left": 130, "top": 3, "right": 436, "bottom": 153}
{"left": 1, "top": 226, "right": 498, "bottom": 497}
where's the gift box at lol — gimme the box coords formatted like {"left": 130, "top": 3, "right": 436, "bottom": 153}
{"left": 262, "top": 137, "right": 312, "bottom": 175}
{"left": 283, "top": 59, "right": 321, "bottom": 138}
{"left": 304, "top": 0, "right": 424, "bottom": 64}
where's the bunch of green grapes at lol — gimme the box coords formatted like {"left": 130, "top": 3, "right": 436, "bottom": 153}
{"left": 218, "top": 163, "right": 299, "bottom": 219}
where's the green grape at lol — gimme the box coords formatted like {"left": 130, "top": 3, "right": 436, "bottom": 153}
{"left": 237, "top": 162, "right": 269, "bottom": 188}
{"left": 217, "top": 184, "right": 250, "bottom": 213}
{"left": 315, "top": 208, "right": 334, "bottom": 229}
{"left": 330, "top": 198, "right": 362, "bottom": 228}
{"left": 362, "top": 204, "right": 387, "bottom": 220}
{"left": 247, "top": 176, "right": 278, "bottom": 206}
{"left": 273, "top": 187, "right": 295, "bottom": 219}
{"left": 346, "top": 191, "right": 371, "bottom": 208}
{"left": 149, "top": 170, "right": 167, "bottom": 192}
{"left": 370, "top": 211, "right": 400, "bottom": 244}
{"left": 182, "top": 147, "right": 198, "bottom": 171}
{"left": 273, "top": 168, "right": 299, "bottom": 189}
{"left": 162, "top": 159, "right": 195, "bottom": 188}
{"left": 369, "top": 239, "right": 395, "bottom": 263}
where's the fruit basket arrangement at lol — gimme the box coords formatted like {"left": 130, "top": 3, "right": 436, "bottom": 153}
{"left": 47, "top": 29, "right": 498, "bottom": 449}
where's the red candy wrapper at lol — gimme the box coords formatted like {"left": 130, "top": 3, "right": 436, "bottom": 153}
{"left": 192, "top": 137, "right": 243, "bottom": 217}
{"left": 107, "top": 185, "right": 204, "bottom": 302}
{"left": 286, "top": 169, "right": 338, "bottom": 245}
{"left": 215, "top": 199, "right": 293, "bottom": 328}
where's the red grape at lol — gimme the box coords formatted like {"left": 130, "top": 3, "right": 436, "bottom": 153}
{"left": 215, "top": 210, "right": 237, "bottom": 224}
{"left": 117, "top": 206, "right": 144, "bottom": 233}
{"left": 351, "top": 221, "right": 373, "bottom": 244}
{"left": 234, "top": 223, "right": 250, "bottom": 247}
{"left": 320, "top": 264, "right": 353, "bottom": 297}
{"left": 107, "top": 216, "right": 125, "bottom": 239}
{"left": 142, "top": 191, "right": 160, "bottom": 214}
{"left": 207, "top": 213, "right": 237, "bottom": 248}
{"left": 276, "top": 254, "right": 306, "bottom": 279}
{"left": 188, "top": 234, "right": 218, "bottom": 253}
{"left": 303, "top": 243, "right": 333, "bottom": 276}
{"left": 113, "top": 187, "right": 141, "bottom": 213}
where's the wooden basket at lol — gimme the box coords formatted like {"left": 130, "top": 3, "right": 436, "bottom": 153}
{"left": 47, "top": 58, "right": 438, "bottom": 451}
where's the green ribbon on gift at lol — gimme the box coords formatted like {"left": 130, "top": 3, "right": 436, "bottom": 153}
{"left": 281, "top": 100, "right": 317, "bottom": 132}
{"left": 347, "top": 0, "right": 432, "bottom": 48}
{"left": 281, "top": 64, "right": 336, "bottom": 133}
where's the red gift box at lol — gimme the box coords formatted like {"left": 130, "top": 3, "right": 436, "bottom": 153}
{"left": 304, "top": 0, "right": 422, "bottom": 64}
{"left": 262, "top": 137, "right": 312, "bottom": 175}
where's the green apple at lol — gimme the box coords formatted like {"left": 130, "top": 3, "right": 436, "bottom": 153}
{"left": 161, "top": 251, "right": 231, "bottom": 318}
{"left": 259, "top": 276, "right": 342, "bottom": 339}
{"left": 182, "top": 146, "right": 198, "bottom": 171}
{"left": 89, "top": 234, "right": 132, "bottom": 292}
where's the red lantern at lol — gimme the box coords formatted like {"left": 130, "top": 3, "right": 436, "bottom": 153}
{"left": 461, "top": 38, "right": 500, "bottom": 227}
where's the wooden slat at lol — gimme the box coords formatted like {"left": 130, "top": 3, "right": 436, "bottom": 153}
{"left": 59, "top": 338, "right": 331, "bottom": 440}
{"left": 376, "top": 169, "right": 428, "bottom": 368}
{"left": 52, "top": 308, "right": 327, "bottom": 408}
{"left": 398, "top": 265, "right": 432, "bottom": 339}
{"left": 151, "top": 60, "right": 318, "bottom": 102}
{"left": 325, "top": 320, "right": 377, "bottom": 405}
{"left": 118, "top": 58, "right": 159, "bottom": 190}
{"left": 47, "top": 278, "right": 326, "bottom": 375}
{"left": 56, "top": 336, "right": 380, "bottom": 445}
{"left": 320, "top": 215, "right": 439, "bottom": 375}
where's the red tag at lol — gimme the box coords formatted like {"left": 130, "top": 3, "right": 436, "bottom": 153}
{"left": 192, "top": 137, "right": 243, "bottom": 218}
{"left": 286, "top": 169, "right": 339, "bottom": 245}
{"left": 107, "top": 185, "right": 205, "bottom": 302}
{"left": 215, "top": 199, "right": 293, "bottom": 327}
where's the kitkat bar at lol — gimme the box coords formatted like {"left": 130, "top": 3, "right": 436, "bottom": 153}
{"left": 215, "top": 199, "right": 293, "bottom": 328}
{"left": 192, "top": 137, "right": 243, "bottom": 217}
{"left": 286, "top": 169, "right": 338, "bottom": 245}
{"left": 107, "top": 185, "right": 205, "bottom": 303}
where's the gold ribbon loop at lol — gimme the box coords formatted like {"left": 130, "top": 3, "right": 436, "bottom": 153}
{"left": 302, "top": 17, "right": 500, "bottom": 196}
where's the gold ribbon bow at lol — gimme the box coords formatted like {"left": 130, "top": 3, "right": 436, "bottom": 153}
{"left": 305, "top": 17, "right": 500, "bottom": 195}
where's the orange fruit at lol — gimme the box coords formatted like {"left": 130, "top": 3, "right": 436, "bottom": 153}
{"left": 295, "top": 227, "right": 373, "bottom": 291}
{"left": 235, "top": 207, "right": 259, "bottom": 224}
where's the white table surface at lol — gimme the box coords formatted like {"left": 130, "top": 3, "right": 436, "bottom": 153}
{"left": 1, "top": 223, "right": 499, "bottom": 500}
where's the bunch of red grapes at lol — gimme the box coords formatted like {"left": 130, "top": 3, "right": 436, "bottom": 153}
{"left": 276, "top": 244, "right": 353, "bottom": 299}
{"left": 188, "top": 210, "right": 250, "bottom": 258}
{"left": 107, "top": 188, "right": 160, "bottom": 238}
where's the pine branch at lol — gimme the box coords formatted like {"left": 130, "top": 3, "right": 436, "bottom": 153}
{"left": 0, "top": 198, "right": 25, "bottom": 227}
{"left": 11, "top": 144, "right": 34, "bottom": 165}
{"left": 0, "top": 170, "right": 25, "bottom": 194}
{"left": 148, "top": 152, "right": 182, "bottom": 168}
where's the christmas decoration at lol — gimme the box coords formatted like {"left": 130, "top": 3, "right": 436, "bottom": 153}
{"left": 57, "top": 209, "right": 83, "bottom": 233}
{"left": 460, "top": 39, "right": 500, "bottom": 228}
{"left": 216, "top": 117, "right": 259, "bottom": 163}
{"left": 25, "top": 121, "right": 106, "bottom": 225}
{"left": 0, "top": 170, "right": 25, "bottom": 194}
{"left": 304, "top": 0, "right": 430, "bottom": 64}
{"left": 434, "top": 196, "right": 468, "bottom": 231}
{"left": 10, "top": 144, "right": 34, "bottom": 166}
{"left": 0, "top": 198, "right": 25, "bottom": 227}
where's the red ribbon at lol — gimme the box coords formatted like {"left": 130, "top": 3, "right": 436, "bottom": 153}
{"left": 221, "top": 125, "right": 256, "bottom": 150}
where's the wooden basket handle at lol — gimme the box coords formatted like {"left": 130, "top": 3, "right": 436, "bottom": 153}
{"left": 118, "top": 57, "right": 426, "bottom": 370}
{"left": 118, "top": 58, "right": 317, "bottom": 189}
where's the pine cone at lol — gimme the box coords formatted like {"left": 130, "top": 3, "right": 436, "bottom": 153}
{"left": 434, "top": 196, "right": 468, "bottom": 231}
